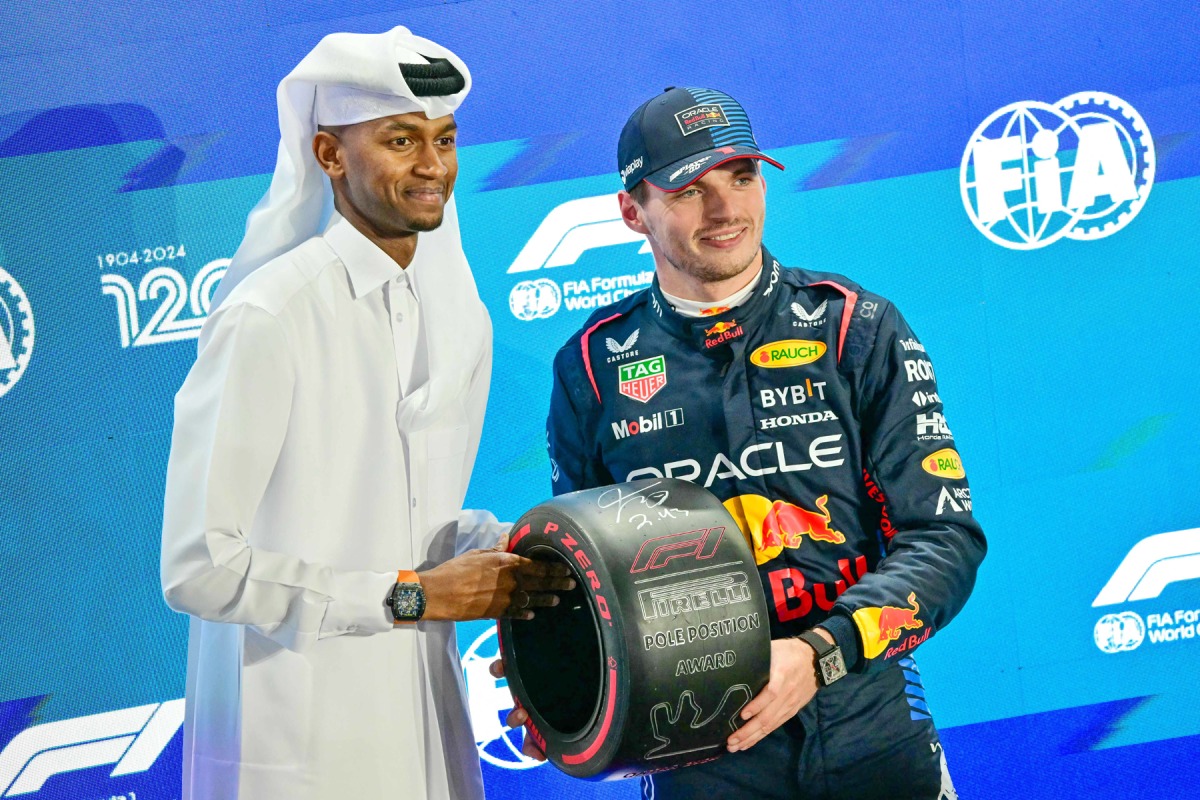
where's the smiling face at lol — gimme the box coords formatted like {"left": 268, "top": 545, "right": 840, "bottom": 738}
{"left": 314, "top": 111, "right": 458, "bottom": 239}
{"left": 620, "top": 160, "right": 766, "bottom": 297}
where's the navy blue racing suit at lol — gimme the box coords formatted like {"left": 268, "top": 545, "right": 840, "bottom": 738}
{"left": 546, "top": 248, "right": 985, "bottom": 799}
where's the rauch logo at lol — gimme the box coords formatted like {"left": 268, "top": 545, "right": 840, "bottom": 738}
{"left": 751, "top": 340, "right": 826, "bottom": 368}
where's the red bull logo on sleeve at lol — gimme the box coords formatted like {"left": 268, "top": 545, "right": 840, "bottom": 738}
{"left": 723, "top": 493, "right": 847, "bottom": 565}
{"left": 853, "top": 592, "right": 926, "bottom": 659}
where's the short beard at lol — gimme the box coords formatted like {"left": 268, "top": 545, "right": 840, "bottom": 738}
{"left": 400, "top": 210, "right": 445, "bottom": 233}
{"left": 664, "top": 247, "right": 757, "bottom": 283}
{"left": 649, "top": 218, "right": 760, "bottom": 284}
{"left": 353, "top": 199, "right": 445, "bottom": 237}
{"left": 335, "top": 179, "right": 447, "bottom": 237}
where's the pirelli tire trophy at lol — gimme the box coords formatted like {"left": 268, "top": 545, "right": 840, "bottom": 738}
{"left": 498, "top": 478, "right": 771, "bottom": 780}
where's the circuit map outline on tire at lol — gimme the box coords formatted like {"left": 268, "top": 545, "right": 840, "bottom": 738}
{"left": 499, "top": 478, "right": 771, "bottom": 780}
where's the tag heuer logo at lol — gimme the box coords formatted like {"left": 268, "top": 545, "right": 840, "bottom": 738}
{"left": 618, "top": 355, "right": 667, "bottom": 403}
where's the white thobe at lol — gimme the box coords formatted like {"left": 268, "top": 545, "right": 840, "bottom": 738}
{"left": 161, "top": 214, "right": 504, "bottom": 800}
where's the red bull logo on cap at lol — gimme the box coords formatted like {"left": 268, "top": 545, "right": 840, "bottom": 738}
{"left": 853, "top": 592, "right": 925, "bottom": 659}
{"left": 723, "top": 493, "right": 846, "bottom": 565}
{"left": 675, "top": 103, "right": 731, "bottom": 136}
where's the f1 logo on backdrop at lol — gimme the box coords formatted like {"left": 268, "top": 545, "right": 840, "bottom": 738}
{"left": 0, "top": 699, "right": 183, "bottom": 796}
{"left": 507, "top": 194, "right": 649, "bottom": 274}
{"left": 1091, "top": 529, "right": 1200, "bottom": 654}
{"left": 960, "top": 92, "right": 1154, "bottom": 250}
{"left": 1092, "top": 529, "right": 1200, "bottom": 607}
{"left": 507, "top": 194, "right": 654, "bottom": 322}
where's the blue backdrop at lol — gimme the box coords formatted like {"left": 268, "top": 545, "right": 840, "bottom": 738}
{"left": 1, "top": 2, "right": 1198, "bottom": 798}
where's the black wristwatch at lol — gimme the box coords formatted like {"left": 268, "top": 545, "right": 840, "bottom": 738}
{"left": 387, "top": 570, "right": 426, "bottom": 623}
{"left": 795, "top": 629, "right": 847, "bottom": 687}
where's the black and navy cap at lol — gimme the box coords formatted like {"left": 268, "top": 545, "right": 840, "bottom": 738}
{"left": 617, "top": 86, "right": 784, "bottom": 192}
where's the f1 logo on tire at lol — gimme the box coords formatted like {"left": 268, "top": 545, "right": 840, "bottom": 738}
{"left": 629, "top": 527, "right": 724, "bottom": 573}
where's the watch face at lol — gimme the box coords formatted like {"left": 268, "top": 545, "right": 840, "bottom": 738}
{"left": 819, "top": 650, "right": 847, "bottom": 685}
{"left": 393, "top": 585, "right": 423, "bottom": 620}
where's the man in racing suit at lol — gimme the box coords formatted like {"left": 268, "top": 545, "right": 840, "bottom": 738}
{"left": 542, "top": 87, "right": 986, "bottom": 799}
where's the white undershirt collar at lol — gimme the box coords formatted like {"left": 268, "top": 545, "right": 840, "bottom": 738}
{"left": 659, "top": 263, "right": 763, "bottom": 318}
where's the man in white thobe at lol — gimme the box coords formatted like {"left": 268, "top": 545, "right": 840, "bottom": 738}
{"left": 160, "top": 27, "right": 571, "bottom": 800}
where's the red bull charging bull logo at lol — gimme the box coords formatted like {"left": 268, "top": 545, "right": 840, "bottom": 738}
{"left": 853, "top": 592, "right": 925, "bottom": 659}
{"left": 723, "top": 494, "right": 846, "bottom": 565}
{"left": 703, "top": 320, "right": 743, "bottom": 348}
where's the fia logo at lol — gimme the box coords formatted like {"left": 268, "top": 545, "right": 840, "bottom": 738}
{"left": 509, "top": 278, "right": 562, "bottom": 321}
{"left": 1094, "top": 612, "right": 1145, "bottom": 653}
{"left": 0, "top": 267, "right": 34, "bottom": 399}
{"left": 960, "top": 92, "right": 1154, "bottom": 250}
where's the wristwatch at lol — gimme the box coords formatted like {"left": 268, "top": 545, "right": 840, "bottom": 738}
{"left": 386, "top": 570, "right": 426, "bottom": 624}
{"left": 795, "top": 629, "right": 847, "bottom": 687}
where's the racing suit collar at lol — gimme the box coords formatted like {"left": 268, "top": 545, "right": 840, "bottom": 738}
{"left": 648, "top": 246, "right": 782, "bottom": 353}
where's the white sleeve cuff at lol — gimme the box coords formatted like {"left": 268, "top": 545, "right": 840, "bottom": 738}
{"left": 317, "top": 570, "right": 399, "bottom": 639}
{"left": 456, "top": 509, "right": 513, "bottom": 554}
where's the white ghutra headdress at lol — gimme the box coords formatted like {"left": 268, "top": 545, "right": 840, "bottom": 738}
{"left": 211, "top": 26, "right": 472, "bottom": 307}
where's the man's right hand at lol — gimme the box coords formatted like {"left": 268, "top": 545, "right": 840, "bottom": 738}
{"left": 419, "top": 539, "right": 575, "bottom": 622}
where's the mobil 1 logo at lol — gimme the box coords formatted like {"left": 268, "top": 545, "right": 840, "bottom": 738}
{"left": 613, "top": 408, "right": 684, "bottom": 440}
